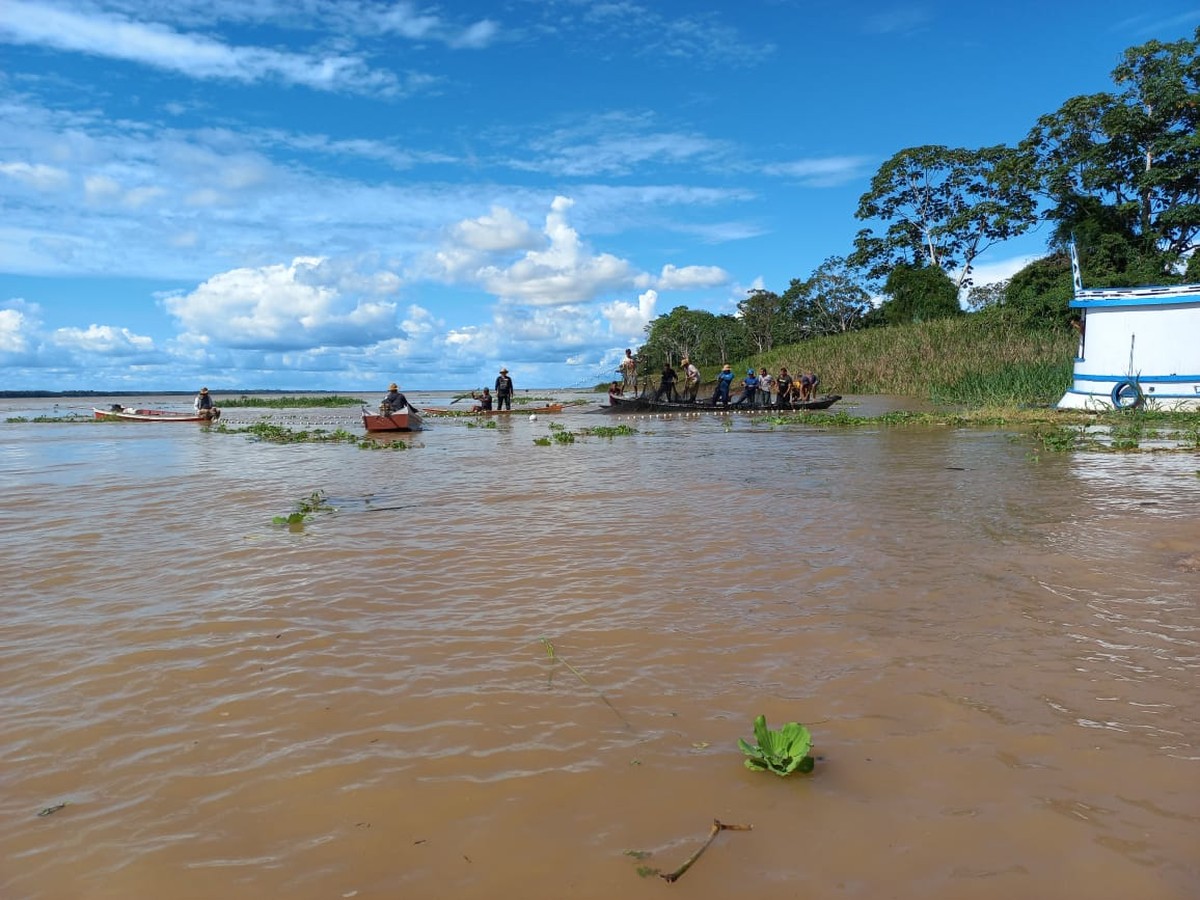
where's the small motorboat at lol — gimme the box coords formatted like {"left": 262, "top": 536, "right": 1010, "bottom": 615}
{"left": 361, "top": 405, "right": 425, "bottom": 433}
{"left": 93, "top": 404, "right": 220, "bottom": 423}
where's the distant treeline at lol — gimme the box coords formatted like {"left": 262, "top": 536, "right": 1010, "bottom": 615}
{"left": 0, "top": 389, "right": 347, "bottom": 399}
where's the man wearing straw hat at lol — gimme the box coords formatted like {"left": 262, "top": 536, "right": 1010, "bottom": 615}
{"left": 494, "top": 367, "right": 514, "bottom": 411}
{"left": 193, "top": 386, "right": 220, "bottom": 420}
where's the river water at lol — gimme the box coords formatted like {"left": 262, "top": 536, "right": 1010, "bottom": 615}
{"left": 2, "top": 393, "right": 1198, "bottom": 899}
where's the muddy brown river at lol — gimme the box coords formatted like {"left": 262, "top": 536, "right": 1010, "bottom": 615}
{"left": 2, "top": 394, "right": 1197, "bottom": 899}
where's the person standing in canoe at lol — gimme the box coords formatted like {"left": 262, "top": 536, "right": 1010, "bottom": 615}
{"left": 775, "top": 367, "right": 794, "bottom": 408}
{"left": 730, "top": 368, "right": 759, "bottom": 407}
{"left": 193, "top": 386, "right": 220, "bottom": 420}
{"left": 757, "top": 367, "right": 773, "bottom": 407}
{"left": 619, "top": 348, "right": 638, "bottom": 395}
{"left": 495, "top": 368, "right": 514, "bottom": 411}
{"left": 711, "top": 364, "right": 735, "bottom": 406}
{"left": 653, "top": 362, "right": 678, "bottom": 402}
{"left": 680, "top": 357, "right": 701, "bottom": 402}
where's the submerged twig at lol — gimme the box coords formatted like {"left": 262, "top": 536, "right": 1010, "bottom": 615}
{"left": 661, "top": 819, "right": 752, "bottom": 884}
{"left": 540, "top": 637, "right": 633, "bottom": 731}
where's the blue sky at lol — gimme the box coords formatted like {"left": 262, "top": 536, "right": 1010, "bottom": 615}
{"left": 2, "top": 1, "right": 1198, "bottom": 392}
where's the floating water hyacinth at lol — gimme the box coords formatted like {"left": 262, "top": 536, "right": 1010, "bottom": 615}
{"left": 738, "top": 714, "right": 815, "bottom": 776}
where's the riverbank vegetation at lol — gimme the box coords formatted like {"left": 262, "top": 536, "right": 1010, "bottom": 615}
{"left": 624, "top": 29, "right": 1198, "bottom": 408}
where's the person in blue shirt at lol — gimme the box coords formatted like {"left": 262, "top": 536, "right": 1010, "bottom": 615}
{"left": 710, "top": 364, "right": 735, "bottom": 405}
{"left": 730, "top": 368, "right": 759, "bottom": 407}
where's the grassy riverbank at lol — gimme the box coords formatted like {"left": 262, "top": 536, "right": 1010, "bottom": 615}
{"left": 728, "top": 317, "right": 1078, "bottom": 406}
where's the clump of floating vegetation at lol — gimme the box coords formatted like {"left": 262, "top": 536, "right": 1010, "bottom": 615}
{"left": 216, "top": 420, "right": 407, "bottom": 449}
{"left": 220, "top": 395, "right": 366, "bottom": 408}
{"left": 579, "top": 424, "right": 637, "bottom": 438}
{"left": 273, "top": 489, "right": 334, "bottom": 529}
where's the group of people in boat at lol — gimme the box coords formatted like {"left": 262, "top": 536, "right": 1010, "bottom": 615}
{"left": 611, "top": 353, "right": 820, "bottom": 408}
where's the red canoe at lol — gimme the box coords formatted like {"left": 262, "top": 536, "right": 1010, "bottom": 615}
{"left": 361, "top": 406, "right": 425, "bottom": 433}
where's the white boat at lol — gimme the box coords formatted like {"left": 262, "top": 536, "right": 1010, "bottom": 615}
{"left": 1057, "top": 246, "right": 1200, "bottom": 410}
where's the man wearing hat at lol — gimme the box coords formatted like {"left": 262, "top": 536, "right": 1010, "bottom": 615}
{"left": 193, "top": 386, "right": 220, "bottom": 420}
{"left": 382, "top": 382, "right": 409, "bottom": 414}
{"left": 494, "top": 367, "right": 514, "bottom": 411}
{"left": 711, "top": 363, "right": 735, "bottom": 406}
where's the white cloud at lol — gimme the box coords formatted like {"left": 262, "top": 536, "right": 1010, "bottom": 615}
{"left": 0, "top": 307, "right": 31, "bottom": 353}
{"left": 162, "top": 257, "right": 402, "bottom": 350}
{"left": 0, "top": 161, "right": 70, "bottom": 191}
{"left": 601, "top": 289, "right": 658, "bottom": 340}
{"left": 0, "top": 0, "right": 403, "bottom": 95}
{"left": 473, "top": 196, "right": 636, "bottom": 305}
{"left": 762, "top": 156, "right": 873, "bottom": 187}
{"left": 655, "top": 264, "right": 728, "bottom": 290}
{"left": 52, "top": 323, "right": 154, "bottom": 354}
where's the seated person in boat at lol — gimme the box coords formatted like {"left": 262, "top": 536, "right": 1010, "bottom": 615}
{"left": 729, "top": 368, "right": 759, "bottom": 407}
{"left": 775, "top": 367, "right": 794, "bottom": 407}
{"left": 654, "top": 363, "right": 678, "bottom": 402}
{"left": 711, "top": 364, "right": 734, "bottom": 405}
{"left": 680, "top": 358, "right": 700, "bottom": 402}
{"left": 798, "top": 371, "right": 819, "bottom": 401}
{"left": 193, "top": 386, "right": 220, "bottom": 420}
{"left": 608, "top": 381, "right": 623, "bottom": 403}
{"left": 471, "top": 387, "right": 493, "bottom": 412}
{"left": 381, "top": 382, "right": 410, "bottom": 414}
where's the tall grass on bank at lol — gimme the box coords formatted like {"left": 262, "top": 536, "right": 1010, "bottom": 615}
{"left": 734, "top": 317, "right": 1078, "bottom": 406}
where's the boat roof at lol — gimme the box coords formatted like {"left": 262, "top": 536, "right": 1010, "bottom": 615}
{"left": 1071, "top": 282, "right": 1200, "bottom": 308}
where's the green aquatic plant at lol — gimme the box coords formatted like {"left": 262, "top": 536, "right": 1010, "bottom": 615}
{"left": 220, "top": 395, "right": 366, "bottom": 408}
{"left": 272, "top": 489, "right": 334, "bottom": 529}
{"left": 738, "top": 715, "right": 814, "bottom": 776}
{"left": 580, "top": 424, "right": 637, "bottom": 438}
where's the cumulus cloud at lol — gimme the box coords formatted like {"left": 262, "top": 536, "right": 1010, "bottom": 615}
{"left": 655, "top": 264, "right": 728, "bottom": 290}
{"left": 601, "top": 289, "right": 658, "bottom": 340}
{"left": 52, "top": 323, "right": 154, "bottom": 354}
{"left": 0, "top": 307, "right": 32, "bottom": 353}
{"left": 162, "top": 257, "right": 402, "bottom": 350}
{"left": 470, "top": 196, "right": 636, "bottom": 305}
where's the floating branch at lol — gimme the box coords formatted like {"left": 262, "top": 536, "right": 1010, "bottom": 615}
{"left": 539, "top": 637, "right": 632, "bottom": 731}
{"left": 661, "top": 819, "right": 753, "bottom": 884}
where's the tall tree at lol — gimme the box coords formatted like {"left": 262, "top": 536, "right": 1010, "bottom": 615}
{"left": 782, "top": 256, "right": 872, "bottom": 335}
{"left": 737, "top": 289, "right": 794, "bottom": 353}
{"left": 1019, "top": 27, "right": 1200, "bottom": 268}
{"left": 879, "top": 263, "right": 961, "bottom": 325}
{"left": 852, "top": 144, "right": 1037, "bottom": 289}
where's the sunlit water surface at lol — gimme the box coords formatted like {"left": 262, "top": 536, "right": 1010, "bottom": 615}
{"left": 2, "top": 393, "right": 1198, "bottom": 899}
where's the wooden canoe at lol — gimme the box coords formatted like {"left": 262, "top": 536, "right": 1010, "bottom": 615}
{"left": 361, "top": 406, "right": 424, "bottom": 432}
{"left": 603, "top": 394, "right": 841, "bottom": 414}
{"left": 421, "top": 403, "right": 565, "bottom": 416}
{"left": 93, "top": 406, "right": 220, "bottom": 423}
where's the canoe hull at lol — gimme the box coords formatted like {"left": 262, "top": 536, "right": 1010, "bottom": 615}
{"left": 604, "top": 395, "right": 841, "bottom": 413}
{"left": 422, "top": 403, "right": 564, "bottom": 416}
{"left": 361, "top": 408, "right": 424, "bottom": 432}
{"left": 94, "top": 407, "right": 219, "bottom": 423}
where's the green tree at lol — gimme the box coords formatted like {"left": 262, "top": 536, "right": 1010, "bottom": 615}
{"left": 1019, "top": 27, "right": 1200, "bottom": 272}
{"left": 782, "top": 256, "right": 872, "bottom": 335}
{"left": 879, "top": 263, "right": 962, "bottom": 325}
{"left": 853, "top": 144, "right": 1037, "bottom": 289}
{"left": 738, "top": 288, "right": 797, "bottom": 353}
